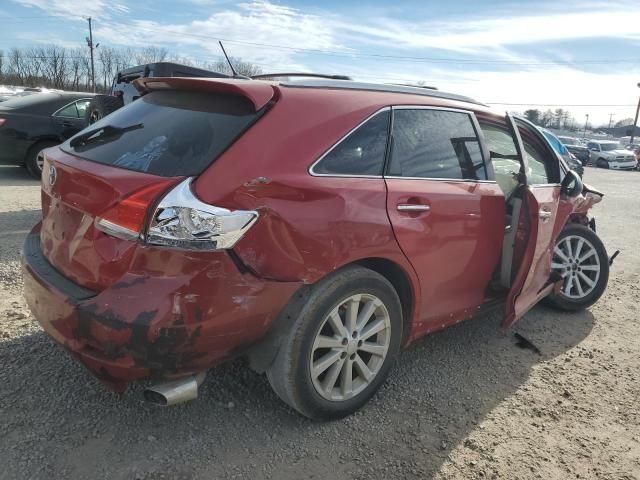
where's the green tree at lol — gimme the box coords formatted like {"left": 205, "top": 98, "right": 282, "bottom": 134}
{"left": 523, "top": 109, "right": 541, "bottom": 124}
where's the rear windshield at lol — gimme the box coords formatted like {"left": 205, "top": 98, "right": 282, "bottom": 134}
{"left": 61, "top": 90, "right": 260, "bottom": 177}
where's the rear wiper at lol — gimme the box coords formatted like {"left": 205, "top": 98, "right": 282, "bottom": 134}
{"left": 70, "top": 123, "right": 143, "bottom": 148}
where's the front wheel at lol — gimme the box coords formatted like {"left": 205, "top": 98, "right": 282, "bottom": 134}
{"left": 545, "top": 224, "right": 609, "bottom": 311}
{"left": 596, "top": 158, "right": 609, "bottom": 169}
{"left": 267, "top": 266, "right": 403, "bottom": 420}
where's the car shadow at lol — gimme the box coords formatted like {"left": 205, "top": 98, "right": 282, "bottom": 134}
{"left": 0, "top": 209, "right": 41, "bottom": 263}
{"left": 0, "top": 303, "right": 594, "bottom": 479}
{"left": 0, "top": 165, "right": 40, "bottom": 187}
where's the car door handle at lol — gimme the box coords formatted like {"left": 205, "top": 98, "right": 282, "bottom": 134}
{"left": 62, "top": 121, "right": 73, "bottom": 127}
{"left": 397, "top": 204, "right": 431, "bottom": 212}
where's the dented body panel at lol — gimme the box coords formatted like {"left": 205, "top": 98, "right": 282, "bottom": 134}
{"left": 23, "top": 223, "right": 300, "bottom": 391}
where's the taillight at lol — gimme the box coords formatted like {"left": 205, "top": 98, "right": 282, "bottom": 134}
{"left": 146, "top": 178, "right": 258, "bottom": 250}
{"left": 0, "top": 118, "right": 6, "bottom": 127}
{"left": 95, "top": 180, "right": 177, "bottom": 241}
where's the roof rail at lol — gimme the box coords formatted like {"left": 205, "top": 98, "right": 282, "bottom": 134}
{"left": 252, "top": 73, "right": 352, "bottom": 81}
{"left": 281, "top": 79, "right": 483, "bottom": 105}
{"left": 389, "top": 83, "right": 438, "bottom": 91}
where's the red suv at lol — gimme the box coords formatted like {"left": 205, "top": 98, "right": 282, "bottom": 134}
{"left": 22, "top": 77, "right": 609, "bottom": 420}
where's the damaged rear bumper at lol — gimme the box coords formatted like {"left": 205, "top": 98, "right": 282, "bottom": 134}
{"left": 22, "top": 225, "right": 301, "bottom": 392}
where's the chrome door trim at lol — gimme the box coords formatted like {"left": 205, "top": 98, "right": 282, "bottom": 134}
{"left": 308, "top": 107, "right": 391, "bottom": 178}
{"left": 396, "top": 204, "right": 431, "bottom": 212}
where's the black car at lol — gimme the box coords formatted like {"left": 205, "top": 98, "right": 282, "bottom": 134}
{"left": 558, "top": 136, "right": 590, "bottom": 165}
{"left": 0, "top": 92, "right": 94, "bottom": 177}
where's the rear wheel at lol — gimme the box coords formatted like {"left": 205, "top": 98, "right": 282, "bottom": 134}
{"left": 545, "top": 224, "right": 608, "bottom": 311}
{"left": 267, "top": 266, "right": 402, "bottom": 420}
{"left": 25, "top": 141, "right": 58, "bottom": 178}
{"left": 85, "top": 95, "right": 123, "bottom": 125}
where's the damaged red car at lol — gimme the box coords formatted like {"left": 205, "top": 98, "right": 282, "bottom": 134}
{"left": 22, "top": 77, "right": 609, "bottom": 420}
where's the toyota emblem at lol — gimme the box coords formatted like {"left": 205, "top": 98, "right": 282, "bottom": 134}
{"left": 48, "top": 164, "right": 57, "bottom": 187}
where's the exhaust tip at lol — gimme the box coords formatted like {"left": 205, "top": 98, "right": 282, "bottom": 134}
{"left": 143, "top": 373, "right": 206, "bottom": 407}
{"left": 143, "top": 389, "right": 168, "bottom": 406}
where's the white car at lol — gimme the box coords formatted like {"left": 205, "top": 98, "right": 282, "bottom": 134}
{"left": 587, "top": 140, "right": 638, "bottom": 170}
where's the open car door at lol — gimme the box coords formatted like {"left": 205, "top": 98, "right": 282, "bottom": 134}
{"left": 503, "top": 114, "right": 583, "bottom": 328}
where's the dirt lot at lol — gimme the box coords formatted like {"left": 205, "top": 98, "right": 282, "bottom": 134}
{"left": 0, "top": 165, "right": 638, "bottom": 480}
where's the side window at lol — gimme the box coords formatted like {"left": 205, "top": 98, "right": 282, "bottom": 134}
{"left": 520, "top": 136, "right": 550, "bottom": 184}
{"left": 54, "top": 101, "right": 79, "bottom": 118}
{"left": 479, "top": 122, "right": 521, "bottom": 198}
{"left": 75, "top": 100, "right": 90, "bottom": 118}
{"left": 313, "top": 110, "right": 390, "bottom": 176}
{"left": 389, "top": 109, "right": 486, "bottom": 180}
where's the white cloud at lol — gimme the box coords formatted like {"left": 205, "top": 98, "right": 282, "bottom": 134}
{"left": 332, "top": 4, "right": 640, "bottom": 54}
{"left": 94, "top": 1, "right": 341, "bottom": 69}
{"left": 13, "top": 0, "right": 129, "bottom": 18}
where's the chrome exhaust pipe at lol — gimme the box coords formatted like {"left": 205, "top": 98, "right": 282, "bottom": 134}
{"left": 143, "top": 372, "right": 206, "bottom": 406}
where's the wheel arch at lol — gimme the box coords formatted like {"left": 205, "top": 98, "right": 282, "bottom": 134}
{"left": 245, "top": 257, "right": 417, "bottom": 373}
{"left": 352, "top": 257, "right": 414, "bottom": 345}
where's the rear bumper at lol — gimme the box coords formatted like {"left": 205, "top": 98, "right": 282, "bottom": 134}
{"left": 22, "top": 224, "right": 301, "bottom": 392}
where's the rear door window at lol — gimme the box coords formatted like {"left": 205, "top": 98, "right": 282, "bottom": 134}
{"left": 388, "top": 109, "right": 487, "bottom": 180}
{"left": 312, "top": 110, "right": 390, "bottom": 176}
{"left": 54, "top": 99, "right": 91, "bottom": 118}
{"left": 61, "top": 90, "right": 260, "bottom": 177}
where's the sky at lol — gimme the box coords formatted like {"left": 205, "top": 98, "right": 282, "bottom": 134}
{"left": 1, "top": 0, "right": 640, "bottom": 126}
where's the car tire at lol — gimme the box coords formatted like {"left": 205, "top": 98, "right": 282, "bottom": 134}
{"left": 25, "top": 141, "right": 58, "bottom": 179}
{"left": 267, "top": 266, "right": 403, "bottom": 420}
{"left": 544, "top": 224, "right": 609, "bottom": 312}
{"left": 596, "top": 158, "right": 609, "bottom": 169}
{"left": 85, "top": 95, "right": 124, "bottom": 125}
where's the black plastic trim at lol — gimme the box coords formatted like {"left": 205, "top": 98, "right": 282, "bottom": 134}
{"left": 23, "top": 233, "right": 97, "bottom": 301}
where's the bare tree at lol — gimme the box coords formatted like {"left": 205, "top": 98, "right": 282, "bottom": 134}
{"left": 134, "top": 46, "right": 168, "bottom": 65}
{"left": 204, "top": 57, "right": 262, "bottom": 76}
{"left": 1, "top": 44, "right": 261, "bottom": 91}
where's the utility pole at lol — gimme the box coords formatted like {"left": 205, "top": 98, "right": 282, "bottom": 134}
{"left": 86, "top": 17, "right": 97, "bottom": 92}
{"left": 608, "top": 113, "right": 614, "bottom": 130}
{"left": 631, "top": 83, "right": 640, "bottom": 145}
{"left": 583, "top": 114, "right": 589, "bottom": 139}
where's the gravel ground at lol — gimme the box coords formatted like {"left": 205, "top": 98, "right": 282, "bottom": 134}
{"left": 1, "top": 164, "right": 639, "bottom": 480}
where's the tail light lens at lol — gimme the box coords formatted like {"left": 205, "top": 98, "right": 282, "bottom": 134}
{"left": 0, "top": 118, "right": 6, "bottom": 127}
{"left": 146, "top": 178, "right": 258, "bottom": 250}
{"left": 95, "top": 179, "right": 178, "bottom": 241}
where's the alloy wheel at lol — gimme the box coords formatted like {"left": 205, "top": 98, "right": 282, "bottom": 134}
{"left": 310, "top": 294, "right": 391, "bottom": 402}
{"left": 551, "top": 235, "right": 601, "bottom": 300}
{"left": 36, "top": 151, "right": 45, "bottom": 172}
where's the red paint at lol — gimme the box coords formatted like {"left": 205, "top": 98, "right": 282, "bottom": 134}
{"left": 22, "top": 78, "right": 603, "bottom": 393}
{"left": 385, "top": 179, "right": 505, "bottom": 336}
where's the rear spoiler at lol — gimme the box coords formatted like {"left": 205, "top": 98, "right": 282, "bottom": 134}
{"left": 133, "top": 77, "right": 276, "bottom": 112}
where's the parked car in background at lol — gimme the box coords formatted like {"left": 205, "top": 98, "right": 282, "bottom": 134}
{"left": 587, "top": 140, "right": 638, "bottom": 170}
{"left": 539, "top": 128, "right": 584, "bottom": 176}
{"left": 85, "top": 62, "right": 227, "bottom": 125}
{"left": 624, "top": 143, "right": 640, "bottom": 163}
{"left": 22, "top": 76, "right": 609, "bottom": 420}
{"left": 558, "top": 136, "right": 590, "bottom": 165}
{"left": 0, "top": 92, "right": 94, "bottom": 177}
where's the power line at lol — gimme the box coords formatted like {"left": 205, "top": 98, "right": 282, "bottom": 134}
{"left": 2, "top": 14, "right": 638, "bottom": 66}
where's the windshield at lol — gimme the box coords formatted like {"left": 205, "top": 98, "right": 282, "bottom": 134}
{"left": 600, "top": 143, "right": 618, "bottom": 151}
{"left": 61, "top": 90, "right": 261, "bottom": 177}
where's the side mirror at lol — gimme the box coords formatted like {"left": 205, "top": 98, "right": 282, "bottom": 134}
{"left": 560, "top": 170, "right": 583, "bottom": 198}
